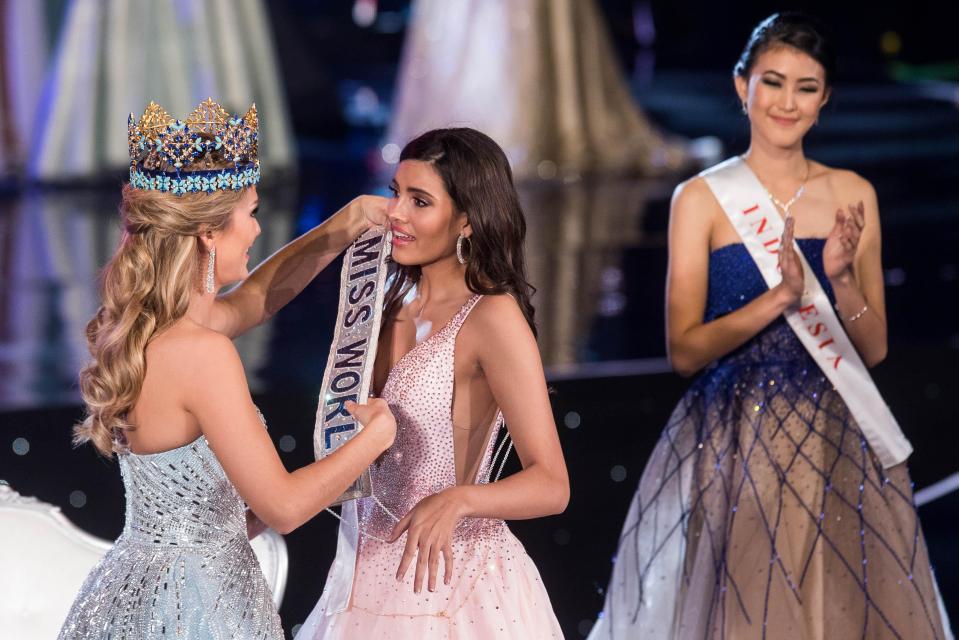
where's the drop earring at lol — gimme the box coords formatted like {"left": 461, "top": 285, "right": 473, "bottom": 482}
{"left": 205, "top": 246, "right": 216, "bottom": 293}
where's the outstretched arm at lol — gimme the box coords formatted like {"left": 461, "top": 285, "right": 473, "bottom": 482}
{"left": 186, "top": 332, "right": 395, "bottom": 534}
{"left": 211, "top": 195, "right": 387, "bottom": 338}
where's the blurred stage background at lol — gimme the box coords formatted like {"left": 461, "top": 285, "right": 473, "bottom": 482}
{"left": 1, "top": 1, "right": 957, "bottom": 637}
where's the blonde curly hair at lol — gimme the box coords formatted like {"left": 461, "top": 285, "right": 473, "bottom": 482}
{"left": 75, "top": 181, "right": 247, "bottom": 456}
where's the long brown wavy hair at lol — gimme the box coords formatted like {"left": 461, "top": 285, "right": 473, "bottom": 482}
{"left": 383, "top": 128, "right": 537, "bottom": 335}
{"left": 75, "top": 177, "right": 246, "bottom": 456}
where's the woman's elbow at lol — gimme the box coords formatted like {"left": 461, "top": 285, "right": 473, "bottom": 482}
{"left": 549, "top": 475, "right": 570, "bottom": 515}
{"left": 254, "top": 499, "right": 302, "bottom": 535}
{"left": 253, "top": 512, "right": 294, "bottom": 535}
{"left": 672, "top": 363, "right": 698, "bottom": 378}
{"left": 668, "top": 349, "right": 699, "bottom": 378}
{"left": 257, "top": 512, "right": 296, "bottom": 535}
{"left": 272, "top": 519, "right": 299, "bottom": 536}
{"left": 865, "top": 343, "right": 888, "bottom": 368}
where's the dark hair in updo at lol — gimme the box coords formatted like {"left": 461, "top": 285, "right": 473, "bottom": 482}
{"left": 734, "top": 12, "right": 836, "bottom": 87}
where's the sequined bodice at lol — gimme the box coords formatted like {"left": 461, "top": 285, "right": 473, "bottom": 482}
{"left": 704, "top": 239, "right": 832, "bottom": 369}
{"left": 705, "top": 238, "right": 831, "bottom": 320}
{"left": 118, "top": 436, "right": 246, "bottom": 547}
{"left": 359, "top": 295, "right": 501, "bottom": 537}
{"left": 60, "top": 432, "right": 283, "bottom": 638}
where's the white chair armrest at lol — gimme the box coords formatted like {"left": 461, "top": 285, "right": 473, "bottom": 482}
{"left": 250, "top": 527, "right": 289, "bottom": 607}
{"left": 0, "top": 482, "right": 112, "bottom": 640}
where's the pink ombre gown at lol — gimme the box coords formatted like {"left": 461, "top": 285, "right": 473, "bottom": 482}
{"left": 297, "top": 295, "right": 563, "bottom": 639}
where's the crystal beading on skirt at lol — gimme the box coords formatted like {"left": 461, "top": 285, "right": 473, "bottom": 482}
{"left": 58, "top": 435, "right": 283, "bottom": 639}
{"left": 588, "top": 239, "right": 952, "bottom": 639}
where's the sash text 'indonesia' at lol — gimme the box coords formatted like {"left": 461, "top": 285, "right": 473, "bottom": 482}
{"left": 740, "top": 201, "right": 842, "bottom": 370}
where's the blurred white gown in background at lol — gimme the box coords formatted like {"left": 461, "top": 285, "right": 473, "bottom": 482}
{"left": 29, "top": 0, "right": 295, "bottom": 180}
{"left": 385, "top": 0, "right": 689, "bottom": 181}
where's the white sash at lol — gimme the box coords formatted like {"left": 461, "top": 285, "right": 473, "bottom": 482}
{"left": 313, "top": 226, "right": 392, "bottom": 614}
{"left": 701, "top": 156, "right": 911, "bottom": 468}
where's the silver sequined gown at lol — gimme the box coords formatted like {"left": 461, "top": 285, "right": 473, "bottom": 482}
{"left": 58, "top": 436, "right": 284, "bottom": 639}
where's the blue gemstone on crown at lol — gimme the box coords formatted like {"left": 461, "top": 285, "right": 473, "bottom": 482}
{"left": 127, "top": 99, "right": 260, "bottom": 196}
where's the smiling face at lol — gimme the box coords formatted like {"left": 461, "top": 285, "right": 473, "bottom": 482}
{"left": 387, "top": 160, "right": 469, "bottom": 267}
{"left": 736, "top": 45, "right": 830, "bottom": 150}
{"left": 209, "top": 186, "right": 261, "bottom": 286}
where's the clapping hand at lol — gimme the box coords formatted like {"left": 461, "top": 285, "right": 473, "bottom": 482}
{"left": 823, "top": 201, "right": 864, "bottom": 280}
{"left": 777, "top": 216, "right": 805, "bottom": 305}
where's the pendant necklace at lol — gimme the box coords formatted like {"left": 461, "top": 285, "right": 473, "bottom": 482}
{"left": 760, "top": 160, "right": 810, "bottom": 218}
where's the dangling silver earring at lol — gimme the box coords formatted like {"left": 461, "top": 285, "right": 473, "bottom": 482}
{"left": 205, "top": 246, "right": 216, "bottom": 293}
{"left": 456, "top": 234, "right": 468, "bottom": 265}
{"left": 741, "top": 101, "right": 748, "bottom": 115}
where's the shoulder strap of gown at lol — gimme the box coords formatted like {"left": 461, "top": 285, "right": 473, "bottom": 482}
{"left": 448, "top": 293, "right": 484, "bottom": 336}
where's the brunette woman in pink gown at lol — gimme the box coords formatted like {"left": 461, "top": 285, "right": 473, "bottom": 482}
{"left": 297, "top": 128, "right": 569, "bottom": 639}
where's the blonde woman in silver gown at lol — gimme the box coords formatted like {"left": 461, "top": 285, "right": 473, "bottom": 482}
{"left": 589, "top": 13, "right": 952, "bottom": 640}
{"left": 57, "top": 100, "right": 394, "bottom": 639}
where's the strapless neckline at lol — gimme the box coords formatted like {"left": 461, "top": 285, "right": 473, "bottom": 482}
{"left": 710, "top": 236, "right": 827, "bottom": 256}
{"left": 122, "top": 434, "right": 206, "bottom": 458}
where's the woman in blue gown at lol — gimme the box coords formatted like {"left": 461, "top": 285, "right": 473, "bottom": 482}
{"left": 589, "top": 13, "right": 952, "bottom": 639}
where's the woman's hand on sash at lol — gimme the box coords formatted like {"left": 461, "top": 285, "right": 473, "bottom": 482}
{"left": 210, "top": 196, "right": 388, "bottom": 338}
{"left": 823, "top": 201, "right": 864, "bottom": 280}
{"left": 353, "top": 195, "right": 389, "bottom": 232}
{"left": 344, "top": 398, "right": 397, "bottom": 452}
{"left": 187, "top": 336, "right": 398, "bottom": 535}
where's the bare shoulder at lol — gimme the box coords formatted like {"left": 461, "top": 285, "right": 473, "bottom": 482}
{"left": 670, "top": 174, "right": 723, "bottom": 237}
{"left": 191, "top": 326, "right": 241, "bottom": 364}
{"left": 459, "top": 293, "right": 534, "bottom": 354}
{"left": 672, "top": 175, "right": 718, "bottom": 211}
{"left": 150, "top": 321, "right": 243, "bottom": 378}
{"left": 463, "top": 294, "right": 543, "bottom": 380}
{"left": 819, "top": 164, "right": 877, "bottom": 204}
{"left": 468, "top": 294, "right": 528, "bottom": 334}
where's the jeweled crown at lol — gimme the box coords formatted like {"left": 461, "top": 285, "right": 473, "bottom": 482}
{"left": 127, "top": 98, "right": 260, "bottom": 195}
